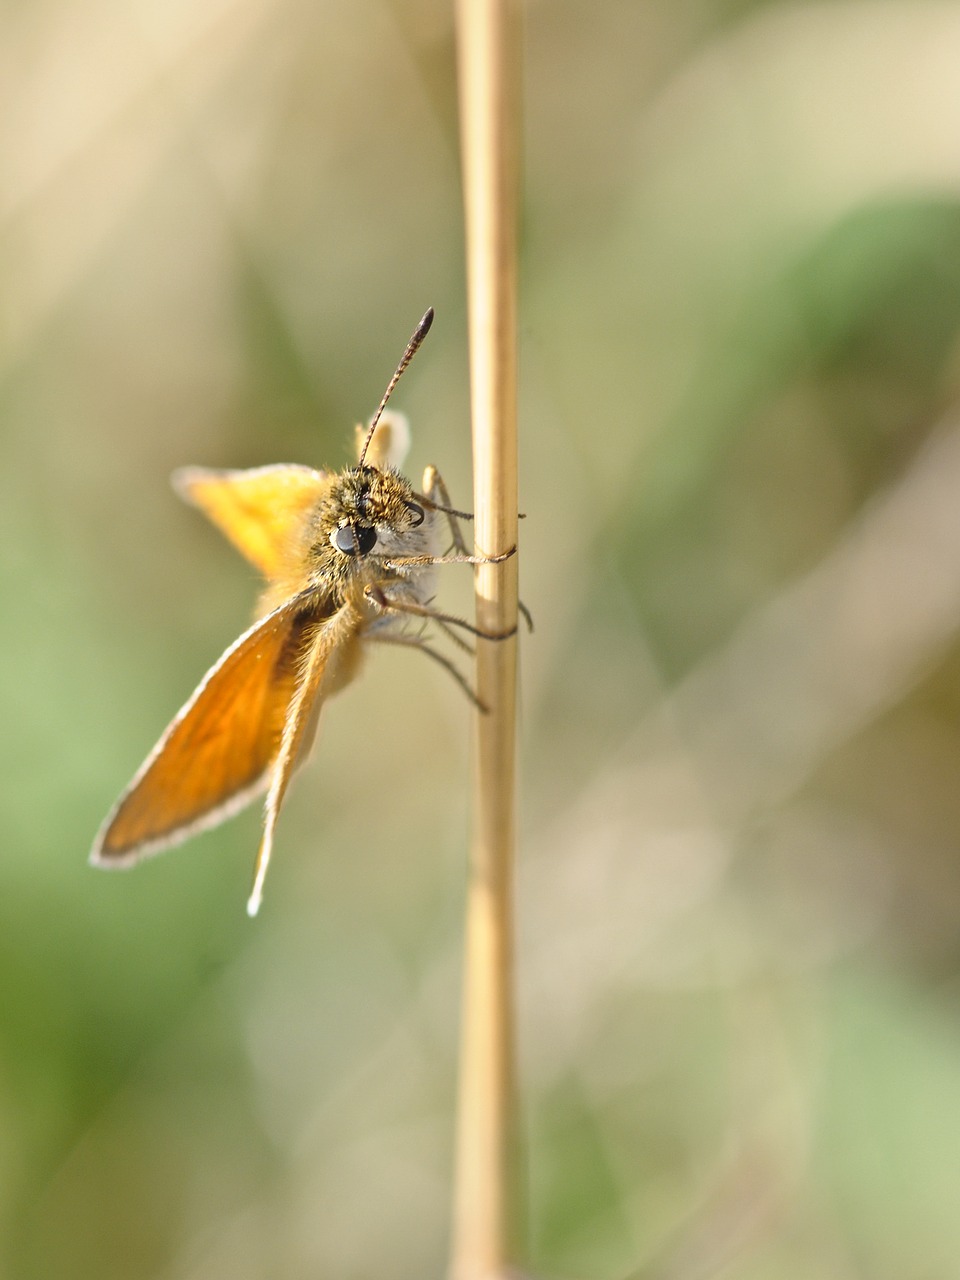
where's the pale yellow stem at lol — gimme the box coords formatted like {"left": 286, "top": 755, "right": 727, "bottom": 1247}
{"left": 451, "top": 2, "right": 522, "bottom": 1279}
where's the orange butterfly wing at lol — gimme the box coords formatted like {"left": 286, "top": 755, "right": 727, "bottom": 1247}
{"left": 91, "top": 596, "right": 315, "bottom": 865}
{"left": 173, "top": 464, "right": 330, "bottom": 582}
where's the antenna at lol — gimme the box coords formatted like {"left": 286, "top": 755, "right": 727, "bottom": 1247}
{"left": 357, "top": 307, "right": 435, "bottom": 467}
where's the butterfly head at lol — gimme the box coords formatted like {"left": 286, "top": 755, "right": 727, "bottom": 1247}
{"left": 324, "top": 465, "right": 425, "bottom": 561}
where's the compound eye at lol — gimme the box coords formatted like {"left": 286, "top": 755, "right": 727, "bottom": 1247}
{"left": 406, "top": 501, "right": 425, "bottom": 528}
{"left": 332, "top": 524, "right": 378, "bottom": 556}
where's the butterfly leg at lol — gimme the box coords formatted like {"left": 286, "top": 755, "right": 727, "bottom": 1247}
{"left": 405, "top": 471, "right": 534, "bottom": 633}
{"left": 382, "top": 547, "right": 516, "bottom": 569}
{"left": 377, "top": 557, "right": 534, "bottom": 634}
{"left": 368, "top": 632, "right": 487, "bottom": 711}
{"left": 418, "top": 465, "right": 471, "bottom": 555}
{"left": 365, "top": 585, "right": 519, "bottom": 641}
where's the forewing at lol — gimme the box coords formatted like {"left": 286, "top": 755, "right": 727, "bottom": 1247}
{"left": 91, "top": 597, "right": 315, "bottom": 864}
{"left": 173, "top": 464, "right": 329, "bottom": 581}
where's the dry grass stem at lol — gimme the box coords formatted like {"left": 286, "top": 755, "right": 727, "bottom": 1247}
{"left": 451, "top": 1, "right": 522, "bottom": 1279}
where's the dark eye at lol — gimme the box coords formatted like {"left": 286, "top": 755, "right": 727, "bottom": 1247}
{"left": 332, "top": 524, "right": 378, "bottom": 556}
{"left": 406, "top": 502, "right": 425, "bottom": 528}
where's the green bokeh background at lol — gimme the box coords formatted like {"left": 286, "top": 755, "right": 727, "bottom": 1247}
{"left": 4, "top": 1, "right": 960, "bottom": 1276}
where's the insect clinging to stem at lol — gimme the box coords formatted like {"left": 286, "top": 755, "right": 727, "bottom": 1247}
{"left": 90, "top": 308, "right": 522, "bottom": 916}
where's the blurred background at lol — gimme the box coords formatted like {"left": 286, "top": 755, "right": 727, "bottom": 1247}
{"left": 3, "top": 0, "right": 960, "bottom": 1276}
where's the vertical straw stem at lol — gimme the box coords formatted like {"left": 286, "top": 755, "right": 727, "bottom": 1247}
{"left": 451, "top": 2, "right": 522, "bottom": 1279}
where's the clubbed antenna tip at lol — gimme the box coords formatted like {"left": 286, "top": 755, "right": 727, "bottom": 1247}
{"left": 416, "top": 306, "right": 435, "bottom": 340}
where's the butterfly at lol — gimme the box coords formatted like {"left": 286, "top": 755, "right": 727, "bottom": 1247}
{"left": 90, "top": 309, "right": 517, "bottom": 915}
